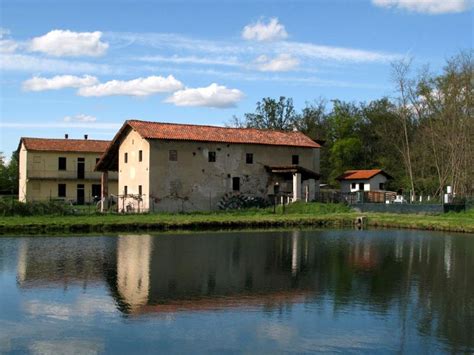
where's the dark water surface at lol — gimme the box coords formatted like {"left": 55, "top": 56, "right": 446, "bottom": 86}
{"left": 0, "top": 229, "right": 473, "bottom": 354}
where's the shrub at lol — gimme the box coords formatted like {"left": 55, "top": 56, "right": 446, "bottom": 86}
{"left": 0, "top": 199, "right": 76, "bottom": 216}
{"left": 217, "top": 193, "right": 270, "bottom": 210}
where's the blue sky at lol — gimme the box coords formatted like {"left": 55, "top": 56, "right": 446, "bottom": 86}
{"left": 0, "top": 0, "right": 472, "bottom": 156}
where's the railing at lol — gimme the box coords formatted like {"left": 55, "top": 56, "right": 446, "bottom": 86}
{"left": 27, "top": 170, "right": 118, "bottom": 180}
{"left": 317, "top": 190, "right": 397, "bottom": 204}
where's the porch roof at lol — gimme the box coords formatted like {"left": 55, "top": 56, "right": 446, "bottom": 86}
{"left": 265, "top": 165, "right": 321, "bottom": 180}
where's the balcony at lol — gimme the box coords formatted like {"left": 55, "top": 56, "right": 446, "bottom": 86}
{"left": 27, "top": 170, "right": 118, "bottom": 181}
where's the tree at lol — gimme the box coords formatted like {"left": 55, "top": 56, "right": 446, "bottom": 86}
{"left": 415, "top": 50, "right": 474, "bottom": 196}
{"left": 325, "top": 101, "right": 364, "bottom": 182}
{"left": 0, "top": 151, "right": 19, "bottom": 195}
{"left": 390, "top": 59, "right": 417, "bottom": 198}
{"left": 233, "top": 96, "right": 299, "bottom": 130}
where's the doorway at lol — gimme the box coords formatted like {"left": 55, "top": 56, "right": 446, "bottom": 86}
{"left": 77, "top": 184, "right": 85, "bottom": 205}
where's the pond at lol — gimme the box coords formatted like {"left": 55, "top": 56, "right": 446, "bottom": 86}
{"left": 0, "top": 229, "right": 473, "bottom": 353}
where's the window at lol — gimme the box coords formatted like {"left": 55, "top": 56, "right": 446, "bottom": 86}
{"left": 359, "top": 183, "right": 364, "bottom": 190}
{"left": 138, "top": 150, "right": 143, "bottom": 162}
{"left": 124, "top": 152, "right": 128, "bottom": 163}
{"left": 292, "top": 155, "right": 299, "bottom": 165}
{"left": 58, "top": 184, "right": 66, "bottom": 198}
{"left": 379, "top": 183, "right": 385, "bottom": 190}
{"left": 351, "top": 183, "right": 356, "bottom": 189}
{"left": 33, "top": 156, "right": 41, "bottom": 164}
{"left": 208, "top": 151, "right": 216, "bottom": 162}
{"left": 58, "top": 157, "right": 66, "bottom": 170}
{"left": 96, "top": 158, "right": 100, "bottom": 165}
{"left": 232, "top": 177, "right": 240, "bottom": 191}
{"left": 138, "top": 185, "right": 142, "bottom": 195}
{"left": 124, "top": 186, "right": 128, "bottom": 195}
{"left": 169, "top": 150, "right": 178, "bottom": 161}
{"left": 246, "top": 153, "right": 253, "bottom": 164}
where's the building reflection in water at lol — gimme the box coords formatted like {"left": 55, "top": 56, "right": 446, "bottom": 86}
{"left": 111, "top": 231, "right": 312, "bottom": 314}
{"left": 14, "top": 231, "right": 474, "bottom": 351}
{"left": 16, "top": 237, "right": 115, "bottom": 290}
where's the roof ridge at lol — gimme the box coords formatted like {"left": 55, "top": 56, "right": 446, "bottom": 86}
{"left": 21, "top": 137, "right": 111, "bottom": 142}
{"left": 127, "top": 119, "right": 305, "bottom": 135}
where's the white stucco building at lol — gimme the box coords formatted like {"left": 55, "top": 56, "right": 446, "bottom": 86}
{"left": 337, "top": 169, "right": 392, "bottom": 194}
{"left": 96, "top": 120, "right": 321, "bottom": 212}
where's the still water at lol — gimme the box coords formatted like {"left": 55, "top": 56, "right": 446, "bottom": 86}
{"left": 0, "top": 229, "right": 472, "bottom": 354}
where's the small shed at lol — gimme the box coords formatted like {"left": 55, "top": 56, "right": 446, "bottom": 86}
{"left": 336, "top": 169, "right": 392, "bottom": 194}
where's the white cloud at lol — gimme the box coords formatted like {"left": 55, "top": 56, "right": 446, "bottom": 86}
{"left": 255, "top": 54, "right": 299, "bottom": 72}
{"left": 0, "top": 54, "right": 113, "bottom": 74}
{"left": 137, "top": 55, "right": 240, "bottom": 67}
{"left": 113, "top": 31, "right": 398, "bottom": 64}
{"left": 63, "top": 114, "right": 97, "bottom": 122}
{"left": 22, "top": 75, "right": 99, "bottom": 91}
{"left": 165, "top": 83, "right": 244, "bottom": 108}
{"left": 276, "top": 42, "right": 399, "bottom": 62}
{"left": 0, "top": 39, "right": 18, "bottom": 53}
{"left": 242, "top": 18, "right": 288, "bottom": 41}
{"left": 29, "top": 30, "right": 109, "bottom": 57}
{"left": 0, "top": 28, "right": 18, "bottom": 53}
{"left": 372, "top": 0, "right": 472, "bottom": 14}
{"left": 77, "top": 75, "right": 183, "bottom": 97}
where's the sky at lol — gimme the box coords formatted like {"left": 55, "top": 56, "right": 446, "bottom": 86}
{"left": 0, "top": 0, "right": 472, "bottom": 157}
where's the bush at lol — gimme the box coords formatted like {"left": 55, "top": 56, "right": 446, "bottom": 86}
{"left": 0, "top": 198, "right": 76, "bottom": 216}
{"left": 217, "top": 193, "right": 270, "bottom": 210}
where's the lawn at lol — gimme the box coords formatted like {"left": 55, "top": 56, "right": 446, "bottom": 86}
{"left": 0, "top": 202, "right": 473, "bottom": 234}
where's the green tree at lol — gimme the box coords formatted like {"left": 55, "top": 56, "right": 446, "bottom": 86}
{"left": 234, "top": 96, "right": 299, "bottom": 130}
{"left": 325, "top": 101, "right": 364, "bottom": 182}
{"left": 0, "top": 151, "right": 19, "bottom": 195}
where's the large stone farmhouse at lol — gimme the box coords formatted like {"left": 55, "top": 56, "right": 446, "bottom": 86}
{"left": 96, "top": 120, "right": 321, "bottom": 212}
{"left": 18, "top": 136, "right": 118, "bottom": 204}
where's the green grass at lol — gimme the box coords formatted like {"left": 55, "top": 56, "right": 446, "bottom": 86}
{"left": 0, "top": 202, "right": 472, "bottom": 235}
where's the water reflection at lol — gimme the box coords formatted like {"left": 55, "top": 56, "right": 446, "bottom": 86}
{"left": 6, "top": 230, "right": 474, "bottom": 352}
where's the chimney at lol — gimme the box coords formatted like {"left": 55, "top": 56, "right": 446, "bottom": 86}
{"left": 65, "top": 134, "right": 69, "bottom": 139}
{"left": 84, "top": 134, "right": 88, "bottom": 140}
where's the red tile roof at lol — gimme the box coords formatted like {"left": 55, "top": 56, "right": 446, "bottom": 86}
{"left": 96, "top": 120, "right": 321, "bottom": 171}
{"left": 20, "top": 137, "right": 110, "bottom": 153}
{"left": 336, "top": 169, "right": 392, "bottom": 180}
{"left": 127, "top": 120, "right": 320, "bottom": 148}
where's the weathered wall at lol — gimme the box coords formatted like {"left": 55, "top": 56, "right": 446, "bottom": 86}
{"left": 145, "top": 140, "right": 319, "bottom": 212}
{"left": 118, "top": 130, "right": 150, "bottom": 212}
{"left": 19, "top": 147, "right": 117, "bottom": 202}
{"left": 18, "top": 143, "right": 28, "bottom": 202}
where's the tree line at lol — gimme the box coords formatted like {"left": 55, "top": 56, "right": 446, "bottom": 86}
{"left": 230, "top": 51, "right": 473, "bottom": 197}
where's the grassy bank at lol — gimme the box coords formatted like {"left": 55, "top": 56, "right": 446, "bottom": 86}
{"left": 0, "top": 203, "right": 473, "bottom": 235}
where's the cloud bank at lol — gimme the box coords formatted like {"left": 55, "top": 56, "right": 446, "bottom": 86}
{"left": 23, "top": 75, "right": 99, "bottom": 91}
{"left": 242, "top": 18, "right": 288, "bottom": 41}
{"left": 29, "top": 30, "right": 109, "bottom": 56}
{"left": 77, "top": 75, "right": 183, "bottom": 97}
{"left": 372, "top": 0, "right": 472, "bottom": 14}
{"left": 165, "top": 83, "right": 244, "bottom": 108}
{"left": 255, "top": 54, "right": 299, "bottom": 72}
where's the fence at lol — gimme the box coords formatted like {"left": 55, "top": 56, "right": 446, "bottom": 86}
{"left": 316, "top": 190, "right": 397, "bottom": 204}
{"left": 316, "top": 190, "right": 472, "bottom": 214}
